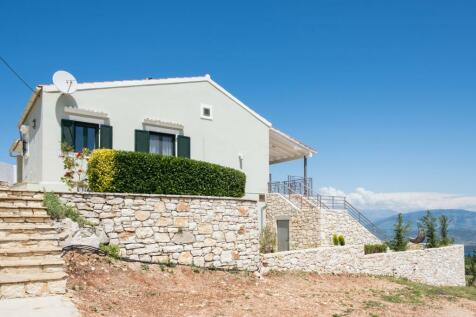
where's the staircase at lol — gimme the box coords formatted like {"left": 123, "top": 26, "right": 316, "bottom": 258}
{"left": 269, "top": 176, "right": 387, "bottom": 240}
{"left": 0, "top": 188, "right": 66, "bottom": 299}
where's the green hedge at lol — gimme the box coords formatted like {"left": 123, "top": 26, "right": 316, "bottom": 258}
{"left": 364, "top": 243, "right": 388, "bottom": 255}
{"left": 87, "top": 149, "right": 246, "bottom": 197}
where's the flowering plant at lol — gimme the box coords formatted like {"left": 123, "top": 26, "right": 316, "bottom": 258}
{"left": 60, "top": 143, "right": 90, "bottom": 191}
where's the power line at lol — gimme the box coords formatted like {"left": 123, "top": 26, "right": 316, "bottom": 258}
{"left": 0, "top": 55, "right": 34, "bottom": 92}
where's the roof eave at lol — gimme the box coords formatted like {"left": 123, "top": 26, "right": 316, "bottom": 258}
{"left": 17, "top": 87, "right": 42, "bottom": 128}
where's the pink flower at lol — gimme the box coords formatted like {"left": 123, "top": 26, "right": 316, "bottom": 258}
{"left": 76, "top": 152, "right": 81, "bottom": 158}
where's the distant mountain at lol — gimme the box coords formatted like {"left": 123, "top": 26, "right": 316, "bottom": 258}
{"left": 374, "top": 209, "right": 476, "bottom": 245}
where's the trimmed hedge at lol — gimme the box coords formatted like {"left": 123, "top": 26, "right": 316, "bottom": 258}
{"left": 364, "top": 243, "right": 388, "bottom": 255}
{"left": 87, "top": 149, "right": 246, "bottom": 197}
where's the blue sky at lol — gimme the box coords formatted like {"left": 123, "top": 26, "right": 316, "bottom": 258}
{"left": 1, "top": 1, "right": 475, "bottom": 208}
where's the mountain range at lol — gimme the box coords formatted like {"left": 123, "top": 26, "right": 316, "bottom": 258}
{"left": 366, "top": 209, "right": 476, "bottom": 245}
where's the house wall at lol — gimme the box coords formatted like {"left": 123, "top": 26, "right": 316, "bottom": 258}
{"left": 58, "top": 191, "right": 260, "bottom": 271}
{"left": 35, "top": 81, "right": 269, "bottom": 196}
{"left": 262, "top": 245, "right": 466, "bottom": 287}
{"left": 21, "top": 96, "right": 43, "bottom": 184}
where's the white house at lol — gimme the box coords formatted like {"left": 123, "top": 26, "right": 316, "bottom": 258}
{"left": 10, "top": 75, "right": 315, "bottom": 199}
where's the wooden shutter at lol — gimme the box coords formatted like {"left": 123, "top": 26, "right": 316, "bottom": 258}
{"left": 61, "top": 119, "right": 74, "bottom": 148}
{"left": 177, "top": 135, "right": 191, "bottom": 158}
{"left": 135, "top": 130, "right": 150, "bottom": 152}
{"left": 100, "top": 125, "right": 113, "bottom": 149}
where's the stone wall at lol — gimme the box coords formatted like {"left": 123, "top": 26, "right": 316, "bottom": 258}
{"left": 265, "top": 194, "right": 380, "bottom": 249}
{"left": 58, "top": 192, "right": 260, "bottom": 271}
{"left": 265, "top": 194, "right": 320, "bottom": 250}
{"left": 262, "top": 245, "right": 466, "bottom": 286}
{"left": 319, "top": 209, "right": 381, "bottom": 246}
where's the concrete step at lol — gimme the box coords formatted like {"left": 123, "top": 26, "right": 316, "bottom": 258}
{"left": 0, "top": 205, "right": 47, "bottom": 212}
{"left": 0, "top": 246, "right": 62, "bottom": 258}
{"left": 0, "top": 210, "right": 49, "bottom": 218}
{"left": 0, "top": 272, "right": 66, "bottom": 298}
{"left": 0, "top": 233, "right": 61, "bottom": 241}
{"left": 0, "top": 223, "right": 57, "bottom": 233}
{"left": 0, "top": 213, "right": 51, "bottom": 224}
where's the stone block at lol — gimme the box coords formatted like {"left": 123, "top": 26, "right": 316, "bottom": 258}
{"left": 174, "top": 217, "right": 188, "bottom": 227}
{"left": 135, "top": 210, "right": 150, "bottom": 221}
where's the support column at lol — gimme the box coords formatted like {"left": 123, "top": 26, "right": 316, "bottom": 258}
{"left": 303, "top": 156, "right": 308, "bottom": 195}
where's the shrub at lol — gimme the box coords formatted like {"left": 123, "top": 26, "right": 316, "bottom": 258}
{"left": 332, "top": 234, "right": 339, "bottom": 246}
{"left": 338, "top": 235, "right": 345, "bottom": 246}
{"left": 99, "top": 243, "right": 120, "bottom": 259}
{"left": 259, "top": 225, "right": 276, "bottom": 253}
{"left": 87, "top": 149, "right": 246, "bottom": 197}
{"left": 466, "top": 251, "right": 476, "bottom": 287}
{"left": 420, "top": 210, "right": 438, "bottom": 248}
{"left": 387, "top": 213, "right": 410, "bottom": 251}
{"left": 364, "top": 244, "right": 387, "bottom": 255}
{"left": 438, "top": 215, "right": 453, "bottom": 246}
{"left": 43, "top": 192, "right": 94, "bottom": 227}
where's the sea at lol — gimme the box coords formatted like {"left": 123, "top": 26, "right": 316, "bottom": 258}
{"left": 465, "top": 245, "right": 476, "bottom": 256}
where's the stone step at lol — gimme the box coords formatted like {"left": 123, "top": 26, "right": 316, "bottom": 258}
{"left": 0, "top": 246, "right": 62, "bottom": 258}
{"left": 0, "top": 272, "right": 66, "bottom": 299}
{"left": 0, "top": 199, "right": 44, "bottom": 208}
{"left": 0, "top": 205, "right": 47, "bottom": 212}
{"left": 0, "top": 233, "right": 61, "bottom": 241}
{"left": 0, "top": 223, "right": 57, "bottom": 233}
{"left": 0, "top": 213, "right": 51, "bottom": 224}
{"left": 0, "top": 210, "right": 49, "bottom": 218}
{"left": 0, "top": 239, "right": 59, "bottom": 249}
{"left": 0, "top": 190, "right": 43, "bottom": 200}
{"left": 0, "top": 257, "right": 64, "bottom": 275}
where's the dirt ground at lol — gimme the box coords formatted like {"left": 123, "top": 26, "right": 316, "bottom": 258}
{"left": 64, "top": 251, "right": 476, "bottom": 317}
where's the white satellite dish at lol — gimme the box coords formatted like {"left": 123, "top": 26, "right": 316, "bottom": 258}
{"left": 53, "top": 70, "right": 78, "bottom": 94}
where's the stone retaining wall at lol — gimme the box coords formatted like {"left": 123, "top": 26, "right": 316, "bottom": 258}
{"left": 262, "top": 244, "right": 466, "bottom": 286}
{"left": 319, "top": 209, "right": 381, "bottom": 246}
{"left": 58, "top": 192, "right": 260, "bottom": 271}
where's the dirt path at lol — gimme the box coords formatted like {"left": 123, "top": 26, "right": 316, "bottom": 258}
{"left": 65, "top": 252, "right": 476, "bottom": 317}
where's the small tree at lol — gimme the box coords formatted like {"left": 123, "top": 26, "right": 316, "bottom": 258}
{"left": 338, "top": 235, "right": 345, "bottom": 246}
{"left": 332, "top": 234, "right": 339, "bottom": 246}
{"left": 468, "top": 250, "right": 476, "bottom": 287}
{"left": 438, "top": 215, "right": 453, "bottom": 246}
{"left": 420, "top": 210, "right": 438, "bottom": 248}
{"left": 259, "top": 225, "right": 276, "bottom": 253}
{"left": 388, "top": 213, "right": 410, "bottom": 251}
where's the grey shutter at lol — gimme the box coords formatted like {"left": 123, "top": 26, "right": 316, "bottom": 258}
{"left": 135, "top": 130, "right": 150, "bottom": 152}
{"left": 177, "top": 135, "right": 191, "bottom": 158}
{"left": 61, "top": 119, "right": 74, "bottom": 149}
{"left": 100, "top": 125, "right": 113, "bottom": 149}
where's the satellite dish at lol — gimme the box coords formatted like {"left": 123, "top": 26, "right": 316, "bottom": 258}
{"left": 53, "top": 70, "right": 78, "bottom": 94}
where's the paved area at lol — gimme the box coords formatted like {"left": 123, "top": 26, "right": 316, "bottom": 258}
{"left": 0, "top": 295, "right": 79, "bottom": 317}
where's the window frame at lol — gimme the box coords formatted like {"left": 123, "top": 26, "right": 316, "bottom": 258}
{"left": 200, "top": 104, "right": 213, "bottom": 120}
{"left": 73, "top": 121, "right": 99, "bottom": 152}
{"left": 148, "top": 131, "right": 176, "bottom": 156}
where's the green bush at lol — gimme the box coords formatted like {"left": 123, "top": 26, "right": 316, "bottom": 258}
{"left": 338, "top": 235, "right": 345, "bottom": 246}
{"left": 260, "top": 225, "right": 276, "bottom": 253}
{"left": 43, "top": 192, "right": 94, "bottom": 227}
{"left": 332, "top": 234, "right": 339, "bottom": 246}
{"left": 87, "top": 149, "right": 246, "bottom": 197}
{"left": 99, "top": 243, "right": 120, "bottom": 259}
{"left": 364, "top": 244, "right": 388, "bottom": 255}
{"left": 438, "top": 215, "right": 454, "bottom": 247}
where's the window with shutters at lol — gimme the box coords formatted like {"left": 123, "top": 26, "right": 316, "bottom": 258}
{"left": 61, "top": 119, "right": 112, "bottom": 152}
{"left": 149, "top": 132, "right": 175, "bottom": 156}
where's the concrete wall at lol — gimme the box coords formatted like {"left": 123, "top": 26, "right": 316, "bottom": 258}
{"left": 32, "top": 80, "right": 269, "bottom": 197}
{"left": 58, "top": 192, "right": 260, "bottom": 271}
{"left": 262, "top": 245, "right": 466, "bottom": 286}
{"left": 0, "top": 162, "right": 16, "bottom": 185}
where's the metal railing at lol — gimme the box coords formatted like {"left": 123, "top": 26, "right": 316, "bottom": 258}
{"left": 268, "top": 177, "right": 387, "bottom": 240}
